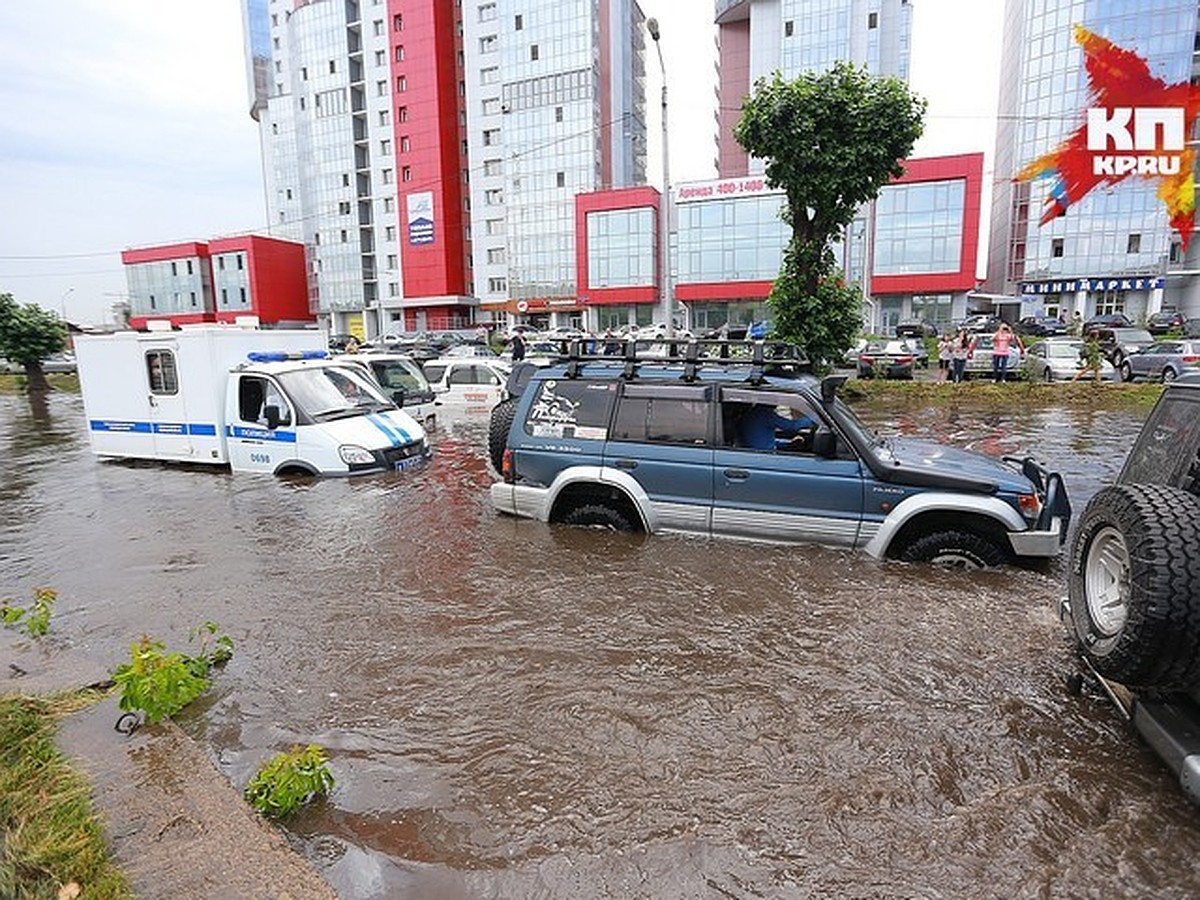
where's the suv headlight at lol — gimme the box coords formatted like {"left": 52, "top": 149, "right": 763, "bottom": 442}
{"left": 339, "top": 444, "right": 376, "bottom": 465}
{"left": 1017, "top": 492, "right": 1042, "bottom": 520}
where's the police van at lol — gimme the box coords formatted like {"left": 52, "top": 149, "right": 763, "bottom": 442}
{"left": 74, "top": 325, "right": 429, "bottom": 476}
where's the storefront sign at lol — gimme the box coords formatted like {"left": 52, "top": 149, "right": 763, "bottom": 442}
{"left": 406, "top": 192, "right": 434, "bottom": 245}
{"left": 1017, "top": 25, "right": 1200, "bottom": 248}
{"left": 1021, "top": 277, "right": 1164, "bottom": 295}
{"left": 675, "top": 177, "right": 779, "bottom": 204}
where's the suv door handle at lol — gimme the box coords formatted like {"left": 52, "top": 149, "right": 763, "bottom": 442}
{"left": 614, "top": 458, "right": 638, "bottom": 470}
{"left": 724, "top": 468, "right": 750, "bottom": 481}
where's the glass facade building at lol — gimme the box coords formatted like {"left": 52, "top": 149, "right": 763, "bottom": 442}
{"left": 988, "top": 0, "right": 1200, "bottom": 321}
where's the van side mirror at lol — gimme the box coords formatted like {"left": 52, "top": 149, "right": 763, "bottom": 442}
{"left": 391, "top": 389, "right": 406, "bottom": 408}
{"left": 812, "top": 430, "right": 838, "bottom": 458}
{"left": 264, "top": 404, "right": 282, "bottom": 430}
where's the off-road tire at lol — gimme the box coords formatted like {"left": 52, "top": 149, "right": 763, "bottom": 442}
{"left": 899, "top": 529, "right": 1009, "bottom": 569}
{"left": 1068, "top": 484, "right": 1200, "bottom": 689}
{"left": 562, "top": 503, "right": 635, "bottom": 532}
{"left": 488, "top": 398, "right": 518, "bottom": 474}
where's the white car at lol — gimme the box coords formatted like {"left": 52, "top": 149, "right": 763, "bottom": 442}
{"left": 335, "top": 352, "right": 438, "bottom": 426}
{"left": 1025, "top": 338, "right": 1117, "bottom": 382}
{"left": 420, "top": 358, "right": 511, "bottom": 413}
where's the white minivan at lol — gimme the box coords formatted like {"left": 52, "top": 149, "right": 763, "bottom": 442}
{"left": 421, "top": 358, "right": 510, "bottom": 414}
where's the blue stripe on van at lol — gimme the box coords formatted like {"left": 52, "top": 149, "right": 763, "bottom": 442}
{"left": 367, "top": 413, "right": 410, "bottom": 447}
{"left": 225, "top": 425, "right": 298, "bottom": 443}
{"left": 90, "top": 420, "right": 152, "bottom": 434}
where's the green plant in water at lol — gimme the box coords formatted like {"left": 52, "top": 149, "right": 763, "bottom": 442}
{"left": 244, "top": 744, "right": 335, "bottom": 818}
{"left": 1, "top": 587, "right": 56, "bottom": 638}
{"left": 112, "top": 624, "right": 234, "bottom": 724}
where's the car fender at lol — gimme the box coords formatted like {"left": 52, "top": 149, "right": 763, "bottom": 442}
{"left": 862, "top": 491, "right": 1028, "bottom": 558}
{"left": 544, "top": 465, "right": 657, "bottom": 531}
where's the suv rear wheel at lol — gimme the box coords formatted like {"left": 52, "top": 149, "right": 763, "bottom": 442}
{"left": 1068, "top": 484, "right": 1200, "bottom": 689}
{"left": 561, "top": 503, "right": 636, "bottom": 532}
{"left": 899, "top": 529, "right": 1009, "bottom": 569}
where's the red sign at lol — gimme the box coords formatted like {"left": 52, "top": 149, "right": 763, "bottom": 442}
{"left": 1017, "top": 25, "right": 1200, "bottom": 249}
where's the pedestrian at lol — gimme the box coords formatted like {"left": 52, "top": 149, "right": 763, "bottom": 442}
{"left": 510, "top": 331, "right": 526, "bottom": 362}
{"left": 990, "top": 322, "right": 1019, "bottom": 383}
{"left": 1072, "top": 333, "right": 1105, "bottom": 382}
{"left": 937, "top": 333, "right": 953, "bottom": 381}
{"left": 603, "top": 328, "right": 620, "bottom": 355}
{"left": 949, "top": 329, "right": 971, "bottom": 383}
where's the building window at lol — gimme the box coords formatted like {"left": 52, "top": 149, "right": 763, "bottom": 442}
{"left": 483, "top": 158, "right": 502, "bottom": 176}
{"left": 481, "top": 66, "right": 499, "bottom": 84}
{"left": 339, "top": 201, "right": 351, "bottom": 215}
{"left": 186, "top": 260, "right": 193, "bottom": 274}
{"left": 379, "top": 109, "right": 390, "bottom": 126}
{"left": 396, "top": 75, "right": 406, "bottom": 92}
{"left": 286, "top": 188, "right": 292, "bottom": 200}
{"left": 1170, "top": 239, "right": 1183, "bottom": 263}
{"left": 301, "top": 67, "right": 308, "bottom": 80}
{"left": 375, "top": 49, "right": 385, "bottom": 66}
{"left": 373, "top": 19, "right": 384, "bottom": 36}
{"left": 485, "top": 188, "right": 503, "bottom": 205}
{"left": 483, "top": 128, "right": 501, "bottom": 146}
{"left": 398, "top": 106, "right": 408, "bottom": 122}
{"left": 784, "top": 20, "right": 793, "bottom": 37}
{"left": 171, "top": 262, "right": 177, "bottom": 276}
{"left": 868, "top": 12, "right": 878, "bottom": 28}
{"left": 400, "top": 136, "right": 410, "bottom": 152}
{"left": 383, "top": 197, "right": 394, "bottom": 213}
{"left": 402, "top": 166, "right": 412, "bottom": 182}
{"left": 376, "top": 80, "right": 387, "bottom": 96}
{"left": 329, "top": 59, "right": 336, "bottom": 74}
{"left": 555, "top": 106, "right": 563, "bottom": 122}
{"left": 486, "top": 218, "right": 505, "bottom": 236}
{"left": 341, "top": 230, "right": 348, "bottom": 242}
{"left": 1127, "top": 233, "right": 1141, "bottom": 254}
{"left": 530, "top": 44, "right": 539, "bottom": 61}
{"left": 382, "top": 168, "right": 393, "bottom": 184}
{"left": 480, "top": 34, "right": 498, "bottom": 53}
{"left": 487, "top": 247, "right": 506, "bottom": 264}
{"left": 483, "top": 97, "right": 500, "bottom": 115}
{"left": 395, "top": 45, "right": 405, "bottom": 61}
{"left": 479, "top": 2, "right": 497, "bottom": 21}
{"left": 387, "top": 253, "right": 398, "bottom": 269}
{"left": 393, "top": 13, "right": 403, "bottom": 30}
{"left": 385, "top": 225, "right": 396, "bottom": 240}
{"left": 488, "top": 277, "right": 508, "bottom": 292}
{"left": 515, "top": 14, "right": 523, "bottom": 30}
{"left": 1051, "top": 238, "right": 1064, "bottom": 258}
{"left": 343, "top": 173, "right": 351, "bottom": 186}
{"left": 381, "top": 138, "right": 392, "bottom": 154}
{"left": 556, "top": 171, "right": 565, "bottom": 188}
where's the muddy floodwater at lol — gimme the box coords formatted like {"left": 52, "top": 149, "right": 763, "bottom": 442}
{"left": 6, "top": 391, "right": 1200, "bottom": 897}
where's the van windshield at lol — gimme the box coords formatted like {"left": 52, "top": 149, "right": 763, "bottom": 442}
{"left": 368, "top": 358, "right": 429, "bottom": 393}
{"left": 278, "top": 365, "right": 395, "bottom": 422}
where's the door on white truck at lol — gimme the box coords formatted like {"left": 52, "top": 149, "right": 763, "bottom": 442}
{"left": 225, "top": 374, "right": 299, "bottom": 474}
{"left": 145, "top": 349, "right": 202, "bottom": 460}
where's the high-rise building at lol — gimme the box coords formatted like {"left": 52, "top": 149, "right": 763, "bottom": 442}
{"left": 715, "top": 0, "right": 912, "bottom": 178}
{"left": 987, "top": 0, "right": 1200, "bottom": 322}
{"left": 241, "top": 0, "right": 646, "bottom": 339}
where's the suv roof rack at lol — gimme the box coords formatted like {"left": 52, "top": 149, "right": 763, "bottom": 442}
{"left": 556, "top": 338, "right": 810, "bottom": 382}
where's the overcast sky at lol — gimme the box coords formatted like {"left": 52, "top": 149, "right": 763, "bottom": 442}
{"left": 0, "top": 0, "right": 1003, "bottom": 325}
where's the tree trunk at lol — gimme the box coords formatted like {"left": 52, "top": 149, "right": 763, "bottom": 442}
{"left": 23, "top": 362, "right": 50, "bottom": 394}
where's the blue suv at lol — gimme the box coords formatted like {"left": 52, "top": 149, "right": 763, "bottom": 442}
{"left": 489, "top": 342, "right": 1071, "bottom": 568}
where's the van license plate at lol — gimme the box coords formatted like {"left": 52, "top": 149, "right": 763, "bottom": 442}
{"left": 394, "top": 456, "right": 422, "bottom": 472}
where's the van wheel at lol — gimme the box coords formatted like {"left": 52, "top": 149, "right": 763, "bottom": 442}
{"left": 1068, "top": 484, "right": 1200, "bottom": 689}
{"left": 488, "top": 398, "right": 517, "bottom": 474}
{"left": 899, "top": 529, "right": 1008, "bottom": 569}
{"left": 562, "top": 503, "right": 635, "bottom": 532}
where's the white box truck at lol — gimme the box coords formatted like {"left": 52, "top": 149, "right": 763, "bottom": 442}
{"left": 74, "top": 326, "right": 429, "bottom": 476}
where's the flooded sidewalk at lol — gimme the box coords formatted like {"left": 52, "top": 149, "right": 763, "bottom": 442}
{"left": 4, "top": 636, "right": 336, "bottom": 899}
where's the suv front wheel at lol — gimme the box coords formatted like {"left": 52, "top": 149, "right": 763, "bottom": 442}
{"left": 899, "top": 529, "right": 1009, "bottom": 569}
{"left": 1068, "top": 483, "right": 1200, "bottom": 689}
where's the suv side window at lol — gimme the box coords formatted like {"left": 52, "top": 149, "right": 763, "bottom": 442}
{"left": 611, "top": 384, "right": 711, "bottom": 445}
{"left": 523, "top": 378, "right": 617, "bottom": 440}
{"left": 1120, "top": 388, "right": 1200, "bottom": 492}
{"left": 719, "top": 387, "right": 821, "bottom": 453}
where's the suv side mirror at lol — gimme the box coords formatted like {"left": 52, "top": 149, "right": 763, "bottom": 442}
{"left": 820, "top": 374, "right": 847, "bottom": 404}
{"left": 264, "top": 404, "right": 282, "bottom": 430}
{"left": 812, "top": 429, "right": 838, "bottom": 458}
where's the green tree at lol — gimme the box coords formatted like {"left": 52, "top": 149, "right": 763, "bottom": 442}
{"left": 0, "top": 293, "right": 68, "bottom": 392}
{"left": 734, "top": 64, "right": 926, "bottom": 370}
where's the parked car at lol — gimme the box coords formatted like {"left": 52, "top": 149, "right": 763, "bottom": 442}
{"left": 1146, "top": 310, "right": 1186, "bottom": 335}
{"left": 962, "top": 333, "right": 1027, "bottom": 380}
{"left": 899, "top": 337, "right": 930, "bottom": 369}
{"left": 1016, "top": 315, "right": 1068, "bottom": 338}
{"left": 895, "top": 319, "right": 939, "bottom": 338}
{"left": 1088, "top": 327, "right": 1155, "bottom": 367}
{"left": 1118, "top": 339, "right": 1200, "bottom": 383}
{"left": 1083, "top": 312, "right": 1134, "bottom": 332}
{"left": 841, "top": 338, "right": 868, "bottom": 368}
{"left": 442, "top": 342, "right": 499, "bottom": 358}
{"left": 857, "top": 340, "right": 916, "bottom": 379}
{"left": 421, "top": 357, "right": 511, "bottom": 413}
{"left": 959, "top": 314, "right": 1002, "bottom": 333}
{"left": 1064, "top": 371, "right": 1200, "bottom": 803}
{"left": 1024, "top": 338, "right": 1116, "bottom": 382}
{"left": 488, "top": 341, "right": 1071, "bottom": 568}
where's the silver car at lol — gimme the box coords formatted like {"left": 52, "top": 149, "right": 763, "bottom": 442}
{"left": 1025, "top": 338, "right": 1116, "bottom": 382}
{"left": 1119, "top": 339, "right": 1200, "bottom": 383}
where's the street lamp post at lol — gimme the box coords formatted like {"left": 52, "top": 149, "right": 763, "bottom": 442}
{"left": 60, "top": 287, "right": 74, "bottom": 322}
{"left": 646, "top": 17, "right": 674, "bottom": 338}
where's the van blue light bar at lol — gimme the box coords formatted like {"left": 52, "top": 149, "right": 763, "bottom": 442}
{"left": 246, "top": 350, "right": 329, "bottom": 362}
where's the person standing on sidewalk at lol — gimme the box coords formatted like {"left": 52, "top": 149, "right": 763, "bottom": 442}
{"left": 949, "top": 329, "right": 971, "bottom": 383}
{"left": 990, "top": 322, "right": 1018, "bottom": 383}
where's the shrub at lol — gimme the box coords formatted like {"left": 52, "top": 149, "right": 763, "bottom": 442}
{"left": 244, "top": 745, "right": 335, "bottom": 818}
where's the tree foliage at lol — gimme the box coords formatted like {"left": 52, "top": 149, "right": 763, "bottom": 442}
{"left": 0, "top": 292, "right": 67, "bottom": 391}
{"left": 734, "top": 64, "right": 926, "bottom": 369}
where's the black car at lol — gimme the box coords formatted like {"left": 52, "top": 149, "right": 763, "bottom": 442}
{"left": 1065, "top": 372, "right": 1200, "bottom": 803}
{"left": 1016, "top": 315, "right": 1068, "bottom": 337}
{"left": 895, "top": 318, "right": 939, "bottom": 338}
{"left": 1146, "top": 310, "right": 1186, "bottom": 335}
{"left": 1083, "top": 312, "right": 1134, "bottom": 332}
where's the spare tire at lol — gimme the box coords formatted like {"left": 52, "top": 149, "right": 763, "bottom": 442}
{"left": 1068, "top": 483, "right": 1200, "bottom": 689}
{"left": 488, "top": 398, "right": 518, "bottom": 474}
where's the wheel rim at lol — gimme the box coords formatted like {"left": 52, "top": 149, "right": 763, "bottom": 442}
{"left": 1121, "top": 362, "right": 1131, "bottom": 381}
{"left": 1163, "top": 367, "right": 1177, "bottom": 382}
{"left": 1085, "top": 525, "right": 1130, "bottom": 636}
{"left": 927, "top": 548, "right": 985, "bottom": 569}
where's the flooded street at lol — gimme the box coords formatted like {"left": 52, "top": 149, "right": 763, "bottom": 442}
{"left": 5, "top": 390, "right": 1200, "bottom": 897}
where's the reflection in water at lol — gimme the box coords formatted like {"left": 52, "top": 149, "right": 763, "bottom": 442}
{"left": 4, "top": 394, "right": 1199, "bottom": 897}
